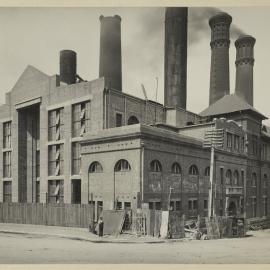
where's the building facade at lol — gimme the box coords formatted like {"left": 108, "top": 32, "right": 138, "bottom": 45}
{"left": 0, "top": 9, "right": 270, "bottom": 221}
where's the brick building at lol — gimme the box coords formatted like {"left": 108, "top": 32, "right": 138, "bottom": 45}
{"left": 0, "top": 9, "right": 269, "bottom": 221}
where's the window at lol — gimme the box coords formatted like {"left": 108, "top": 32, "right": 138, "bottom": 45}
{"left": 240, "top": 170, "right": 244, "bottom": 186}
{"left": 155, "top": 201, "right": 161, "bottom": 210}
{"left": 241, "top": 137, "right": 245, "bottom": 152}
{"left": 262, "top": 197, "right": 268, "bottom": 216}
{"left": 262, "top": 144, "right": 267, "bottom": 160}
{"left": 227, "top": 132, "right": 232, "bottom": 148}
{"left": 175, "top": 200, "right": 181, "bottom": 211}
{"left": 3, "top": 121, "right": 11, "bottom": 149}
{"left": 251, "top": 197, "right": 257, "bottom": 217}
{"left": 72, "top": 142, "right": 81, "bottom": 175}
{"left": 116, "top": 201, "right": 122, "bottom": 210}
{"left": 204, "top": 199, "right": 208, "bottom": 210}
{"left": 48, "top": 144, "right": 64, "bottom": 176}
{"left": 188, "top": 199, "right": 198, "bottom": 210}
{"left": 36, "top": 181, "right": 40, "bottom": 203}
{"left": 150, "top": 160, "right": 162, "bottom": 172}
{"left": 234, "top": 135, "right": 240, "bottom": 151}
{"left": 172, "top": 162, "right": 181, "bottom": 174}
{"left": 233, "top": 170, "right": 239, "bottom": 186}
{"left": 48, "top": 108, "right": 64, "bottom": 141}
{"left": 220, "top": 168, "right": 224, "bottom": 185}
{"left": 149, "top": 202, "right": 154, "bottom": 210}
{"left": 205, "top": 166, "right": 210, "bottom": 176}
{"left": 189, "top": 165, "right": 198, "bottom": 176}
{"left": 115, "top": 159, "right": 131, "bottom": 172}
{"left": 127, "top": 116, "right": 139, "bottom": 125}
{"left": 3, "top": 181, "right": 12, "bottom": 202}
{"left": 89, "top": 161, "right": 103, "bottom": 173}
{"left": 225, "top": 170, "right": 232, "bottom": 185}
{"left": 48, "top": 180, "right": 64, "bottom": 203}
{"left": 72, "top": 101, "right": 91, "bottom": 137}
{"left": 3, "top": 151, "right": 11, "bottom": 178}
{"left": 36, "top": 150, "right": 40, "bottom": 178}
{"left": 251, "top": 135, "right": 258, "bottom": 155}
{"left": 71, "top": 179, "right": 81, "bottom": 204}
{"left": 251, "top": 173, "right": 257, "bottom": 187}
{"left": 116, "top": 113, "right": 123, "bottom": 127}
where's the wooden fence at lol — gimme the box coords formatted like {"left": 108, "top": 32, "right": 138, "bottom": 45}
{"left": 0, "top": 203, "right": 94, "bottom": 228}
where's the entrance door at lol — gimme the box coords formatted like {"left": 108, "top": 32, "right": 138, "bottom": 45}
{"left": 228, "top": 201, "right": 237, "bottom": 216}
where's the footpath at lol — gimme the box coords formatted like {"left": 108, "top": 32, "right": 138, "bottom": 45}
{"left": 0, "top": 222, "right": 170, "bottom": 244}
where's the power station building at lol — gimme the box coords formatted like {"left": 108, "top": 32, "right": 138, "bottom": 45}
{"left": 0, "top": 8, "right": 269, "bottom": 221}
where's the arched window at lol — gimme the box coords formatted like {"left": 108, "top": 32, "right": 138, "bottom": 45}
{"left": 225, "top": 170, "right": 232, "bottom": 185}
{"left": 89, "top": 161, "right": 103, "bottom": 173}
{"left": 205, "top": 166, "right": 210, "bottom": 176}
{"left": 233, "top": 170, "right": 239, "bottom": 185}
{"left": 172, "top": 162, "right": 181, "bottom": 174}
{"left": 114, "top": 159, "right": 131, "bottom": 172}
{"left": 252, "top": 173, "right": 257, "bottom": 187}
{"left": 189, "top": 165, "right": 198, "bottom": 176}
{"left": 127, "top": 116, "right": 139, "bottom": 125}
{"left": 150, "top": 160, "right": 162, "bottom": 172}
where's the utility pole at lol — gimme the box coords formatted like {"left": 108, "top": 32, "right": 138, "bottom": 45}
{"left": 208, "top": 145, "right": 215, "bottom": 218}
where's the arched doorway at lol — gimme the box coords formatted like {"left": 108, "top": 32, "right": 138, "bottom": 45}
{"left": 228, "top": 201, "right": 237, "bottom": 216}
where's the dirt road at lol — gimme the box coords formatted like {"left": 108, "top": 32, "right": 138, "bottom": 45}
{"left": 0, "top": 229, "right": 270, "bottom": 263}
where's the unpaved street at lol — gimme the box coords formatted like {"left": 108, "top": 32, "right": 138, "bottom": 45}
{"left": 0, "top": 230, "right": 270, "bottom": 263}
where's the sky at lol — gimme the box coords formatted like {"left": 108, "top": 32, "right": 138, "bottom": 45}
{"left": 0, "top": 6, "right": 270, "bottom": 124}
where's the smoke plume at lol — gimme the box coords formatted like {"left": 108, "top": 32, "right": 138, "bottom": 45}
{"left": 188, "top": 7, "right": 246, "bottom": 45}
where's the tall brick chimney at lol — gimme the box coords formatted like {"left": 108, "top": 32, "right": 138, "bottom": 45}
{"left": 209, "top": 12, "right": 232, "bottom": 105}
{"left": 99, "top": 15, "right": 122, "bottom": 91}
{"left": 164, "top": 7, "right": 188, "bottom": 109}
{"left": 235, "top": 35, "right": 256, "bottom": 106}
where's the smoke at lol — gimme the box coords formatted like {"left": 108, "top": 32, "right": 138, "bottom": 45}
{"left": 188, "top": 7, "right": 246, "bottom": 45}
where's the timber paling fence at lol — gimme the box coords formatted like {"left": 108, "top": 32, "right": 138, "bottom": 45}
{"left": 0, "top": 203, "right": 94, "bottom": 228}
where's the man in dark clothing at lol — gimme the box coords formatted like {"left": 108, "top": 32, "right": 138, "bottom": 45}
{"left": 98, "top": 217, "right": 104, "bottom": 237}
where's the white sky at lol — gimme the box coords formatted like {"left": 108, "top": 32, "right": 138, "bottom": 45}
{"left": 0, "top": 6, "right": 269, "bottom": 124}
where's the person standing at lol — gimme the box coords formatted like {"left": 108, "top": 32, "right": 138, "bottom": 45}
{"left": 98, "top": 217, "right": 104, "bottom": 237}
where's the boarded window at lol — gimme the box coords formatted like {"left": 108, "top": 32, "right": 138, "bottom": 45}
{"left": 3, "top": 181, "right": 12, "bottom": 202}
{"left": 48, "top": 180, "right": 64, "bottom": 203}
{"left": 150, "top": 160, "right": 162, "bottom": 172}
{"left": 3, "top": 121, "right": 11, "bottom": 149}
{"left": 89, "top": 161, "right": 103, "bottom": 173}
{"left": 48, "top": 108, "right": 64, "bottom": 141}
{"left": 3, "top": 151, "right": 11, "bottom": 178}
{"left": 48, "top": 144, "right": 64, "bottom": 176}
{"left": 72, "top": 142, "right": 81, "bottom": 175}
{"left": 115, "top": 159, "right": 131, "bottom": 172}
{"left": 189, "top": 165, "right": 198, "bottom": 176}
{"left": 72, "top": 101, "right": 91, "bottom": 137}
{"left": 172, "top": 162, "right": 181, "bottom": 174}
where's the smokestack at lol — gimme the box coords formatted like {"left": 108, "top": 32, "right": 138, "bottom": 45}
{"left": 209, "top": 12, "right": 232, "bottom": 105}
{"left": 235, "top": 35, "right": 256, "bottom": 106}
{"left": 164, "top": 7, "right": 188, "bottom": 109}
{"left": 99, "top": 15, "right": 122, "bottom": 91}
{"left": 60, "top": 50, "right": 77, "bottom": 85}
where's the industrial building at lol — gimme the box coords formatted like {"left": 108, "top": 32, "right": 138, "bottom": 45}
{"left": 0, "top": 8, "right": 269, "bottom": 222}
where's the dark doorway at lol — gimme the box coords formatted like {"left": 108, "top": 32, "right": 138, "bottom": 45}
{"left": 228, "top": 201, "right": 237, "bottom": 216}
{"left": 72, "top": 179, "right": 81, "bottom": 204}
